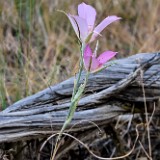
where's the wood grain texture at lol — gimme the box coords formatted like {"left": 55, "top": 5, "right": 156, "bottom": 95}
{"left": 0, "top": 52, "right": 160, "bottom": 143}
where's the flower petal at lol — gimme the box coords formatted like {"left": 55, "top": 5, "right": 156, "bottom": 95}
{"left": 97, "top": 51, "right": 117, "bottom": 64}
{"left": 83, "top": 56, "right": 100, "bottom": 71}
{"left": 67, "top": 14, "right": 79, "bottom": 39}
{"left": 72, "top": 15, "right": 89, "bottom": 42}
{"left": 67, "top": 14, "right": 88, "bottom": 42}
{"left": 91, "top": 16, "right": 121, "bottom": 41}
{"left": 78, "top": 2, "right": 96, "bottom": 31}
{"left": 84, "top": 44, "right": 92, "bottom": 57}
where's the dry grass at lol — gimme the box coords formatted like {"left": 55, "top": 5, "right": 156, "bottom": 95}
{"left": 0, "top": 0, "right": 160, "bottom": 110}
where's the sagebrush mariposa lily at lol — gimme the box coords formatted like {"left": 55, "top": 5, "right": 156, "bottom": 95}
{"left": 83, "top": 44, "right": 117, "bottom": 72}
{"left": 67, "top": 2, "right": 121, "bottom": 43}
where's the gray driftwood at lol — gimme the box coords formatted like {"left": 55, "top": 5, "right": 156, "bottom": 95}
{"left": 0, "top": 52, "right": 160, "bottom": 143}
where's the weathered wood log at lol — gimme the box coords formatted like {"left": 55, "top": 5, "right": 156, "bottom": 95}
{"left": 0, "top": 52, "right": 160, "bottom": 143}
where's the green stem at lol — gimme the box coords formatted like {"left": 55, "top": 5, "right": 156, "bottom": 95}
{"left": 51, "top": 44, "right": 90, "bottom": 160}
{"left": 72, "top": 43, "right": 85, "bottom": 99}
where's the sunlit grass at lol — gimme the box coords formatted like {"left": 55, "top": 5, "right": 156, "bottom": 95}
{"left": 0, "top": 0, "right": 160, "bottom": 109}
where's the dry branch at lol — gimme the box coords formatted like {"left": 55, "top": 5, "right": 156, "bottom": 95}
{"left": 0, "top": 52, "right": 160, "bottom": 143}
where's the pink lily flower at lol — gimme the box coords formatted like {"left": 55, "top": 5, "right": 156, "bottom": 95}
{"left": 67, "top": 2, "right": 121, "bottom": 43}
{"left": 83, "top": 45, "right": 117, "bottom": 71}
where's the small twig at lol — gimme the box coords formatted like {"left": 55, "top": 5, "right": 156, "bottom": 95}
{"left": 138, "top": 140, "right": 152, "bottom": 160}
{"left": 148, "top": 102, "right": 156, "bottom": 125}
{"left": 137, "top": 103, "right": 155, "bottom": 160}
{"left": 140, "top": 70, "right": 152, "bottom": 158}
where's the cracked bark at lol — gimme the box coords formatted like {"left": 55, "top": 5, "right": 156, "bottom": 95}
{"left": 0, "top": 52, "right": 160, "bottom": 143}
